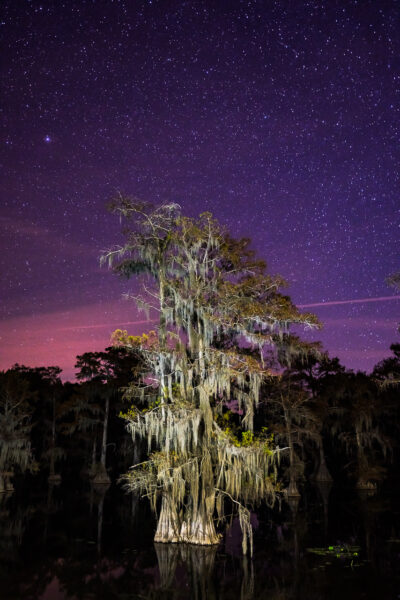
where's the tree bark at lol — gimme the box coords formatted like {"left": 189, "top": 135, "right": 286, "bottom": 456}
{"left": 154, "top": 494, "right": 181, "bottom": 543}
{"left": 94, "top": 395, "right": 111, "bottom": 484}
{"left": 180, "top": 500, "right": 219, "bottom": 545}
{"left": 100, "top": 396, "right": 109, "bottom": 469}
{"left": 48, "top": 395, "right": 61, "bottom": 484}
{"left": 355, "top": 428, "right": 376, "bottom": 490}
{"left": 90, "top": 436, "right": 97, "bottom": 477}
{"left": 315, "top": 438, "right": 332, "bottom": 482}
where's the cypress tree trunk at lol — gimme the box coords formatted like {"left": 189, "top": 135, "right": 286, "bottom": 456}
{"left": 159, "top": 275, "right": 167, "bottom": 349}
{"left": 48, "top": 396, "right": 61, "bottom": 483}
{"left": 154, "top": 494, "right": 181, "bottom": 543}
{"left": 94, "top": 396, "right": 110, "bottom": 484}
{"left": 100, "top": 396, "right": 109, "bottom": 468}
{"left": 315, "top": 437, "right": 332, "bottom": 482}
{"left": 0, "top": 472, "right": 14, "bottom": 492}
{"left": 90, "top": 436, "right": 97, "bottom": 477}
{"left": 50, "top": 397, "right": 56, "bottom": 477}
{"left": 284, "top": 407, "right": 300, "bottom": 497}
{"left": 180, "top": 499, "right": 219, "bottom": 545}
{"left": 355, "top": 428, "right": 376, "bottom": 491}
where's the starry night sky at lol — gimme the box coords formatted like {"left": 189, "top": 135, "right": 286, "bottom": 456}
{"left": 1, "top": 0, "right": 399, "bottom": 380}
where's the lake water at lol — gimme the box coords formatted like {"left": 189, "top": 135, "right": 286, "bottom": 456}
{"left": 1, "top": 480, "right": 399, "bottom": 599}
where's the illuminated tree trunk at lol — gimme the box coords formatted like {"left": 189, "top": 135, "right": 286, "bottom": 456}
{"left": 154, "top": 494, "right": 181, "bottom": 543}
{"left": 180, "top": 499, "right": 220, "bottom": 545}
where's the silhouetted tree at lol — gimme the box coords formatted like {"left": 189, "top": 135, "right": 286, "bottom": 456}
{"left": 75, "top": 346, "right": 142, "bottom": 483}
{"left": 10, "top": 365, "right": 65, "bottom": 483}
{"left": 0, "top": 369, "right": 35, "bottom": 491}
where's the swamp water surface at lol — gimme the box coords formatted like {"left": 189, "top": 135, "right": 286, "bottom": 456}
{"left": 1, "top": 481, "right": 399, "bottom": 599}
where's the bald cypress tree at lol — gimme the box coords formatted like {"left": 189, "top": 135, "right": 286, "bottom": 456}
{"left": 103, "top": 198, "right": 318, "bottom": 553}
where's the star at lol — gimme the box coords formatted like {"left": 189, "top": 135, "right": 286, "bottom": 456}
{"left": 0, "top": 0, "right": 398, "bottom": 378}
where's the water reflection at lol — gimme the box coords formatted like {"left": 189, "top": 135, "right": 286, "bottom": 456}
{"left": 92, "top": 482, "right": 110, "bottom": 556}
{"left": 315, "top": 480, "right": 332, "bottom": 541}
{"left": 0, "top": 481, "right": 399, "bottom": 599}
{"left": 155, "top": 543, "right": 219, "bottom": 599}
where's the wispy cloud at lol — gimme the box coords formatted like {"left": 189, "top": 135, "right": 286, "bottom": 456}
{"left": 298, "top": 295, "right": 400, "bottom": 308}
{"left": 0, "top": 215, "right": 97, "bottom": 257}
{"left": 57, "top": 319, "right": 155, "bottom": 332}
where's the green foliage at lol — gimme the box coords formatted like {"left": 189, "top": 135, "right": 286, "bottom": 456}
{"left": 307, "top": 544, "right": 360, "bottom": 558}
{"left": 307, "top": 544, "right": 363, "bottom": 569}
{"left": 119, "top": 405, "right": 138, "bottom": 420}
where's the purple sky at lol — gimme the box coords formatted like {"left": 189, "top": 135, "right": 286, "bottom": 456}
{"left": 1, "top": 0, "right": 399, "bottom": 381}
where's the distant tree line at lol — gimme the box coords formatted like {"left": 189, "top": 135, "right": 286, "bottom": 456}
{"left": 0, "top": 341, "right": 398, "bottom": 496}
{"left": 0, "top": 346, "right": 143, "bottom": 491}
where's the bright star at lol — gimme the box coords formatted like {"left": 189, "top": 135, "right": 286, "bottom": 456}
{"left": 44, "top": 135, "right": 51, "bottom": 143}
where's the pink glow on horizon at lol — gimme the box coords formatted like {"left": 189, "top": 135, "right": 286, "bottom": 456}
{"left": 0, "top": 300, "right": 153, "bottom": 381}
{"left": 1, "top": 294, "right": 398, "bottom": 381}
